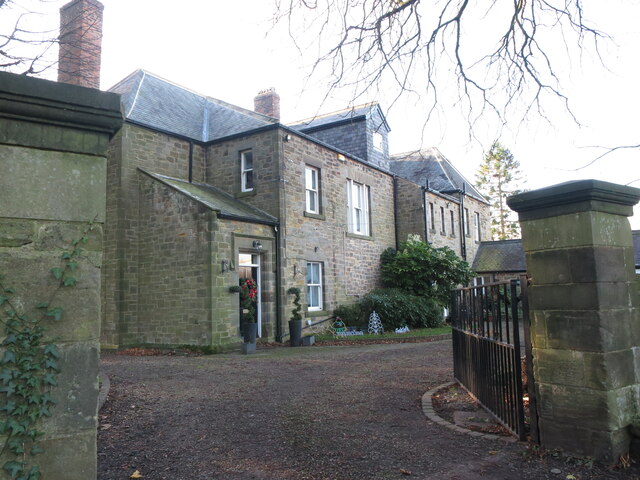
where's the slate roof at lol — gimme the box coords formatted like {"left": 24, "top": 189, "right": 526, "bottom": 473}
{"left": 109, "top": 70, "right": 277, "bottom": 142}
{"left": 289, "top": 102, "right": 389, "bottom": 132}
{"left": 142, "top": 171, "right": 278, "bottom": 225}
{"left": 472, "top": 239, "right": 526, "bottom": 273}
{"left": 389, "top": 148, "right": 487, "bottom": 203}
{"left": 634, "top": 230, "right": 640, "bottom": 267}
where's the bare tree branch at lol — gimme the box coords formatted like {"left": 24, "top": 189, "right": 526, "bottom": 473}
{"left": 273, "top": 0, "right": 609, "bottom": 135}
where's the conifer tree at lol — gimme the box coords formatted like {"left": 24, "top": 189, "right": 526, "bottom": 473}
{"left": 475, "top": 141, "right": 523, "bottom": 240}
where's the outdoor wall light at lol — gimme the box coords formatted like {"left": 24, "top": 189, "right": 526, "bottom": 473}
{"left": 283, "top": 134, "right": 292, "bottom": 142}
{"left": 252, "top": 240, "right": 263, "bottom": 251}
{"left": 221, "top": 260, "right": 229, "bottom": 273}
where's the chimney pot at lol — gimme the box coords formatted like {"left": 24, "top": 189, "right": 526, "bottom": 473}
{"left": 57, "top": 0, "right": 104, "bottom": 89}
{"left": 254, "top": 88, "right": 280, "bottom": 120}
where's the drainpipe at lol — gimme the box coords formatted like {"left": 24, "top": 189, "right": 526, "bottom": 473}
{"left": 460, "top": 184, "right": 467, "bottom": 261}
{"left": 393, "top": 175, "right": 399, "bottom": 249}
{"left": 424, "top": 179, "right": 430, "bottom": 244}
{"left": 274, "top": 225, "right": 283, "bottom": 342}
{"left": 188, "top": 141, "right": 194, "bottom": 183}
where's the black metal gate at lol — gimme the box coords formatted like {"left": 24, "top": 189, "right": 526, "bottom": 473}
{"left": 451, "top": 276, "right": 538, "bottom": 441}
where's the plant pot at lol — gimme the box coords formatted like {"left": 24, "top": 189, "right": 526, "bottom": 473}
{"left": 242, "top": 322, "right": 258, "bottom": 344}
{"left": 289, "top": 319, "right": 303, "bottom": 347}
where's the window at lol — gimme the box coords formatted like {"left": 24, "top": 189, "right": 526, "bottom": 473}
{"left": 372, "top": 131, "right": 384, "bottom": 151}
{"left": 306, "top": 262, "right": 323, "bottom": 311}
{"left": 305, "top": 166, "right": 320, "bottom": 214}
{"left": 450, "top": 210, "right": 455, "bottom": 236}
{"left": 347, "top": 179, "right": 370, "bottom": 235}
{"left": 429, "top": 203, "right": 435, "bottom": 231}
{"left": 463, "top": 208, "right": 470, "bottom": 236}
{"left": 474, "top": 212, "right": 481, "bottom": 242}
{"left": 440, "top": 207, "right": 446, "bottom": 234}
{"left": 240, "top": 149, "right": 253, "bottom": 192}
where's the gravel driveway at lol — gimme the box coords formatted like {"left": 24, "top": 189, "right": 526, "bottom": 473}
{"left": 98, "top": 341, "right": 638, "bottom": 479}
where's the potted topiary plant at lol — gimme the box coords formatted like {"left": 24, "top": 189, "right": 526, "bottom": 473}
{"left": 239, "top": 278, "right": 258, "bottom": 348}
{"left": 287, "top": 287, "right": 303, "bottom": 347}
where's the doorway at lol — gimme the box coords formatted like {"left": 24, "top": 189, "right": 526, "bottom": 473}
{"left": 238, "top": 252, "right": 261, "bottom": 337}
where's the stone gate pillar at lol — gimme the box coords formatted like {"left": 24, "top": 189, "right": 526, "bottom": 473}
{"left": 508, "top": 180, "right": 640, "bottom": 463}
{"left": 0, "top": 72, "right": 122, "bottom": 478}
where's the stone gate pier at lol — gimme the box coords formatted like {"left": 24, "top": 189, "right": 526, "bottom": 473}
{"left": 508, "top": 180, "right": 640, "bottom": 463}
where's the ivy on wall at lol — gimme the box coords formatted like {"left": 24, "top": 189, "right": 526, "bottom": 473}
{"left": 0, "top": 221, "right": 95, "bottom": 480}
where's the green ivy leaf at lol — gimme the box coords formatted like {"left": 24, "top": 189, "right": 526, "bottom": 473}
{"left": 61, "top": 252, "right": 72, "bottom": 260}
{"left": 67, "top": 261, "right": 78, "bottom": 272}
{"left": 2, "top": 350, "right": 16, "bottom": 364}
{"left": 50, "top": 268, "right": 62, "bottom": 280}
{"left": 35, "top": 302, "right": 48, "bottom": 309}
{"left": 62, "top": 277, "right": 76, "bottom": 287}
{"left": 28, "top": 465, "right": 42, "bottom": 480}
{"left": 1, "top": 400, "right": 16, "bottom": 413}
{"left": 44, "top": 308, "right": 62, "bottom": 322}
{"left": 4, "top": 288, "right": 15, "bottom": 294}
{"left": 29, "top": 445, "right": 44, "bottom": 455}
{"left": 0, "top": 295, "right": 7, "bottom": 305}
{"left": 42, "top": 374, "right": 57, "bottom": 387}
{"left": 3, "top": 334, "right": 17, "bottom": 346}
{"left": 3, "top": 460, "right": 24, "bottom": 477}
{"left": 7, "top": 438, "right": 24, "bottom": 455}
{"left": 43, "top": 358, "right": 58, "bottom": 371}
{"left": 43, "top": 344, "right": 60, "bottom": 359}
{"left": 0, "top": 369, "right": 14, "bottom": 385}
{"left": 0, "top": 383, "right": 16, "bottom": 396}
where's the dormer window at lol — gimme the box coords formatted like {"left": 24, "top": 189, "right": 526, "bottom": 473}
{"left": 240, "top": 149, "right": 253, "bottom": 192}
{"left": 372, "top": 131, "right": 384, "bottom": 151}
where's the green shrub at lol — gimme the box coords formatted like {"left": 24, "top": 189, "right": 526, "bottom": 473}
{"left": 359, "top": 288, "right": 444, "bottom": 330}
{"left": 380, "top": 238, "right": 474, "bottom": 307}
{"left": 333, "top": 303, "right": 366, "bottom": 328}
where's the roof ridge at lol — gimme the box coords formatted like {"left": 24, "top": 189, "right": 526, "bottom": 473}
{"left": 289, "top": 101, "right": 379, "bottom": 126}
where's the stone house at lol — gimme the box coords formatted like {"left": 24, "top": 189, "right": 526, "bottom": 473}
{"left": 98, "top": 69, "right": 490, "bottom": 350}
{"left": 55, "top": 0, "right": 490, "bottom": 351}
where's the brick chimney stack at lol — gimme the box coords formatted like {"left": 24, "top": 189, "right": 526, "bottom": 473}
{"left": 57, "top": 0, "right": 104, "bottom": 89}
{"left": 254, "top": 88, "right": 280, "bottom": 120}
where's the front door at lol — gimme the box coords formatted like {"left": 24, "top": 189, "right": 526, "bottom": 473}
{"left": 238, "top": 253, "right": 261, "bottom": 337}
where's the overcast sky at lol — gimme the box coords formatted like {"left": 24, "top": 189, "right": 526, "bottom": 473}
{"left": 8, "top": 0, "right": 640, "bottom": 227}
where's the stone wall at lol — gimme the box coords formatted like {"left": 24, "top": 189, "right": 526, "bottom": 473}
{"left": 136, "top": 175, "right": 213, "bottom": 346}
{"left": 102, "top": 123, "right": 206, "bottom": 346}
{"left": 0, "top": 72, "right": 122, "bottom": 479}
{"left": 395, "top": 177, "right": 426, "bottom": 243}
{"left": 394, "top": 178, "right": 490, "bottom": 265}
{"left": 509, "top": 180, "right": 640, "bottom": 463}
{"left": 281, "top": 131, "right": 396, "bottom": 317}
{"left": 205, "top": 129, "right": 281, "bottom": 218}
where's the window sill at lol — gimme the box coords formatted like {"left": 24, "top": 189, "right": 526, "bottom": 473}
{"left": 305, "top": 310, "right": 328, "bottom": 318}
{"left": 235, "top": 190, "right": 256, "bottom": 198}
{"left": 304, "top": 211, "right": 326, "bottom": 220}
{"left": 440, "top": 231, "right": 447, "bottom": 236}
{"left": 346, "top": 232, "right": 374, "bottom": 241}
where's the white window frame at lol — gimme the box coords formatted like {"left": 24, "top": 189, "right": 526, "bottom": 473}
{"left": 306, "top": 262, "right": 323, "bottom": 311}
{"left": 240, "top": 149, "right": 253, "bottom": 192}
{"left": 474, "top": 212, "right": 481, "bottom": 242}
{"left": 372, "top": 131, "right": 384, "bottom": 151}
{"left": 450, "top": 210, "right": 455, "bottom": 236}
{"left": 305, "top": 166, "right": 320, "bottom": 214}
{"left": 429, "top": 203, "right": 435, "bottom": 231}
{"left": 347, "top": 179, "right": 370, "bottom": 236}
{"left": 463, "top": 208, "right": 470, "bottom": 236}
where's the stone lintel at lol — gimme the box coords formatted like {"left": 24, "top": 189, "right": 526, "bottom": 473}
{"left": 0, "top": 71, "right": 122, "bottom": 142}
{"left": 507, "top": 180, "right": 640, "bottom": 221}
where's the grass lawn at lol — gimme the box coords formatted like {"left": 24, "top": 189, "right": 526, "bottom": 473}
{"left": 314, "top": 326, "right": 451, "bottom": 343}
